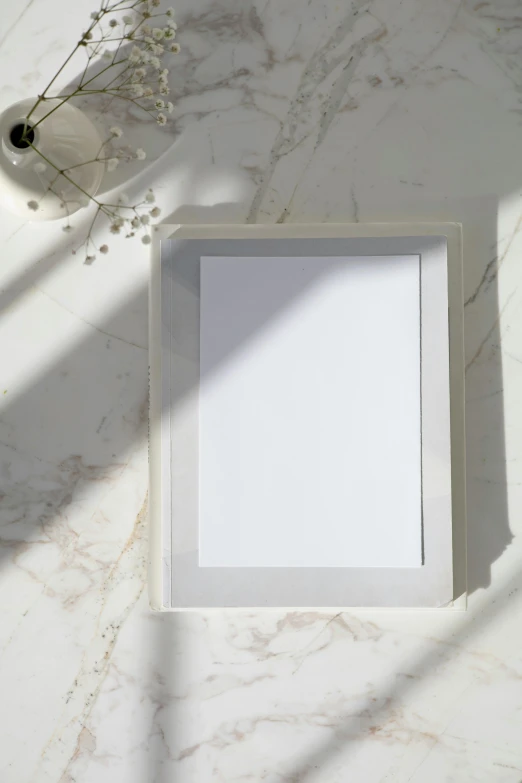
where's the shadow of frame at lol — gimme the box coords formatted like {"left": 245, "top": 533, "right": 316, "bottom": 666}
{"left": 141, "top": 197, "right": 511, "bottom": 781}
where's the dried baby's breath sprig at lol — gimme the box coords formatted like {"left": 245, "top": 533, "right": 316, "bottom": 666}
{"left": 66, "top": 187, "right": 162, "bottom": 263}
{"left": 20, "top": 0, "right": 181, "bottom": 261}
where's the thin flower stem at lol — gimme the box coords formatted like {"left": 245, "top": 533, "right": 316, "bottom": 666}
{"left": 79, "top": 35, "right": 110, "bottom": 86}
{"left": 65, "top": 153, "right": 134, "bottom": 174}
{"left": 103, "top": 62, "right": 132, "bottom": 90}
{"left": 78, "top": 57, "right": 128, "bottom": 90}
{"left": 25, "top": 5, "right": 111, "bottom": 123}
{"left": 25, "top": 45, "right": 81, "bottom": 123}
{"left": 29, "top": 57, "right": 129, "bottom": 134}
{"left": 27, "top": 0, "right": 171, "bottom": 128}
{"left": 78, "top": 37, "right": 103, "bottom": 87}
{"left": 102, "top": 203, "right": 138, "bottom": 209}
{"left": 91, "top": 136, "right": 111, "bottom": 163}
{"left": 84, "top": 35, "right": 129, "bottom": 43}
{"left": 27, "top": 143, "right": 110, "bottom": 214}
{"left": 39, "top": 84, "right": 157, "bottom": 120}
{"left": 52, "top": 85, "right": 156, "bottom": 116}
{"left": 104, "top": 92, "right": 157, "bottom": 116}
{"left": 28, "top": 94, "right": 78, "bottom": 132}
{"left": 62, "top": 158, "right": 102, "bottom": 172}
{"left": 84, "top": 204, "right": 103, "bottom": 247}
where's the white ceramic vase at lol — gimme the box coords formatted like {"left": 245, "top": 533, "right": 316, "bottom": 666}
{"left": 0, "top": 98, "right": 105, "bottom": 221}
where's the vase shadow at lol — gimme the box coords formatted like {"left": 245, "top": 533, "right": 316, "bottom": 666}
{"left": 55, "top": 39, "right": 182, "bottom": 195}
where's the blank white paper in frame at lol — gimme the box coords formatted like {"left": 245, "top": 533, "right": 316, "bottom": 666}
{"left": 199, "top": 254, "right": 422, "bottom": 569}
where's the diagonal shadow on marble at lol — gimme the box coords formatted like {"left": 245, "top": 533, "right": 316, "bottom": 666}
{"left": 0, "top": 286, "right": 148, "bottom": 570}
{"left": 147, "top": 559, "right": 522, "bottom": 783}
{"left": 2, "top": 0, "right": 522, "bottom": 779}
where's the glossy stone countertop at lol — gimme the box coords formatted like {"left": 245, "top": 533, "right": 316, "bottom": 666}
{"left": 1, "top": 0, "right": 522, "bottom": 780}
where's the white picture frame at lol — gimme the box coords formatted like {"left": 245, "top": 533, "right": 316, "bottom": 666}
{"left": 149, "top": 223, "right": 466, "bottom": 610}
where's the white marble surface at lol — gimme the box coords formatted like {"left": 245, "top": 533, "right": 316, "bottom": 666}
{"left": 1, "top": 0, "right": 522, "bottom": 780}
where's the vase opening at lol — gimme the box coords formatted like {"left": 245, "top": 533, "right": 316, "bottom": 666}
{"left": 9, "top": 122, "right": 35, "bottom": 149}
{"left": 0, "top": 98, "right": 104, "bottom": 220}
